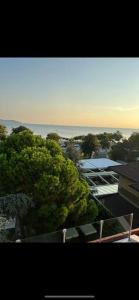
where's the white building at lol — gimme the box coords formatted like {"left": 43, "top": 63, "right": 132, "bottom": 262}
{"left": 79, "top": 158, "right": 121, "bottom": 171}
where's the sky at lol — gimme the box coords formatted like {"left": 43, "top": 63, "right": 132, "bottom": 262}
{"left": 0, "top": 57, "right": 139, "bottom": 128}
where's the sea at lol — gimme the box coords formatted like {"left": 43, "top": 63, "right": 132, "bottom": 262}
{"left": 1, "top": 120, "right": 139, "bottom": 140}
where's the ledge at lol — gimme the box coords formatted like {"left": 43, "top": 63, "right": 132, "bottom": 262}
{"left": 89, "top": 227, "right": 139, "bottom": 243}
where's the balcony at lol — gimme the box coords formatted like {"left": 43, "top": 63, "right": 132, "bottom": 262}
{"left": 20, "top": 213, "right": 135, "bottom": 243}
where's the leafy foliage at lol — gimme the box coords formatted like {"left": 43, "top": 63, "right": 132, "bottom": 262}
{"left": 97, "top": 133, "right": 110, "bottom": 149}
{"left": 109, "top": 142, "right": 128, "bottom": 161}
{"left": 0, "top": 193, "right": 33, "bottom": 238}
{"left": 0, "top": 130, "right": 46, "bottom": 157}
{"left": 11, "top": 126, "right": 33, "bottom": 134}
{"left": 110, "top": 133, "right": 139, "bottom": 162}
{"left": 128, "top": 132, "right": 139, "bottom": 149}
{"left": 65, "top": 142, "right": 80, "bottom": 163}
{"left": 112, "top": 130, "right": 123, "bottom": 141}
{"left": 0, "top": 125, "right": 7, "bottom": 141}
{"left": 47, "top": 132, "right": 60, "bottom": 142}
{"left": 0, "top": 128, "right": 98, "bottom": 236}
{"left": 73, "top": 135, "right": 85, "bottom": 141}
{"left": 81, "top": 134, "right": 101, "bottom": 157}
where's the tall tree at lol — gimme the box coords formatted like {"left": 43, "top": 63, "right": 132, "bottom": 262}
{"left": 97, "top": 133, "right": 110, "bottom": 149}
{"left": 112, "top": 130, "right": 123, "bottom": 142}
{"left": 65, "top": 142, "right": 80, "bottom": 163}
{"left": 128, "top": 132, "right": 139, "bottom": 149}
{"left": 0, "top": 130, "right": 46, "bottom": 156}
{"left": 81, "top": 134, "right": 101, "bottom": 157}
{"left": 0, "top": 136, "right": 98, "bottom": 235}
{"left": 109, "top": 142, "right": 128, "bottom": 161}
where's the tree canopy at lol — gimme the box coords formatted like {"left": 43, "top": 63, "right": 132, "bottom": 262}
{"left": 0, "top": 128, "right": 98, "bottom": 236}
{"left": 65, "top": 142, "right": 80, "bottom": 163}
{"left": 109, "top": 142, "right": 128, "bottom": 161}
{"left": 81, "top": 134, "right": 101, "bottom": 158}
{"left": 0, "top": 130, "right": 46, "bottom": 157}
{"left": 110, "top": 133, "right": 139, "bottom": 162}
{"left": 11, "top": 126, "right": 33, "bottom": 134}
{"left": 128, "top": 132, "right": 139, "bottom": 149}
{"left": 112, "top": 131, "right": 123, "bottom": 141}
{"left": 73, "top": 135, "right": 85, "bottom": 141}
{"left": 97, "top": 133, "right": 110, "bottom": 149}
{"left": 0, "top": 125, "right": 7, "bottom": 141}
{"left": 47, "top": 132, "right": 61, "bottom": 142}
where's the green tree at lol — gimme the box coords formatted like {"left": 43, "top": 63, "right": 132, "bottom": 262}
{"left": 0, "top": 138, "right": 98, "bottom": 235}
{"left": 0, "top": 193, "right": 33, "bottom": 238}
{"left": 97, "top": 133, "right": 110, "bottom": 149}
{"left": 128, "top": 132, "right": 139, "bottom": 149}
{"left": 65, "top": 142, "right": 80, "bottom": 163}
{"left": 73, "top": 135, "right": 85, "bottom": 141}
{"left": 126, "top": 150, "right": 137, "bottom": 162}
{"left": 47, "top": 132, "right": 60, "bottom": 142}
{"left": 12, "top": 126, "right": 32, "bottom": 134}
{"left": 45, "top": 139, "right": 63, "bottom": 156}
{"left": 0, "top": 125, "right": 7, "bottom": 141}
{"left": 0, "top": 130, "right": 46, "bottom": 157}
{"left": 109, "top": 142, "right": 128, "bottom": 161}
{"left": 81, "top": 134, "right": 101, "bottom": 157}
{"left": 64, "top": 198, "right": 99, "bottom": 228}
{"left": 112, "top": 131, "right": 123, "bottom": 142}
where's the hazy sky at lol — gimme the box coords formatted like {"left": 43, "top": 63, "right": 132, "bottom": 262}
{"left": 1, "top": 57, "right": 139, "bottom": 128}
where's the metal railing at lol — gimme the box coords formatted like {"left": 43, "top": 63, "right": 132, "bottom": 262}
{"left": 18, "top": 213, "right": 134, "bottom": 243}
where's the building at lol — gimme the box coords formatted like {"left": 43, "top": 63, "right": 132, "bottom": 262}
{"left": 100, "top": 193, "right": 139, "bottom": 228}
{"left": 110, "top": 162, "right": 139, "bottom": 208}
{"left": 78, "top": 158, "right": 121, "bottom": 171}
{"left": 78, "top": 158, "right": 121, "bottom": 199}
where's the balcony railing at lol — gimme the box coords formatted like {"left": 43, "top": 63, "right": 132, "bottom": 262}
{"left": 21, "top": 213, "right": 134, "bottom": 243}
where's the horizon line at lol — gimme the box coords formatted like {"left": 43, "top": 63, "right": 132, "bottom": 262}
{"left": 1, "top": 118, "right": 139, "bottom": 131}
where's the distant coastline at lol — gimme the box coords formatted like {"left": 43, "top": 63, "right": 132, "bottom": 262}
{"left": 0, "top": 118, "right": 139, "bottom": 130}
{"left": 0, "top": 119, "right": 139, "bottom": 139}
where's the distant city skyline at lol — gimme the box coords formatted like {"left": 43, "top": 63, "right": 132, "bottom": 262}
{"left": 1, "top": 58, "right": 139, "bottom": 128}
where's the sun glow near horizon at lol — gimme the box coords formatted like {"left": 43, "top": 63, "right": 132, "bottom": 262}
{"left": 0, "top": 57, "right": 139, "bottom": 129}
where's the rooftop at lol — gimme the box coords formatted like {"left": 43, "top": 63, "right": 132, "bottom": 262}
{"left": 130, "top": 183, "right": 139, "bottom": 192}
{"left": 110, "top": 162, "right": 139, "bottom": 183}
{"left": 79, "top": 158, "right": 121, "bottom": 170}
{"left": 100, "top": 193, "right": 139, "bottom": 228}
{"left": 82, "top": 169, "right": 119, "bottom": 197}
{"left": 91, "top": 184, "right": 118, "bottom": 197}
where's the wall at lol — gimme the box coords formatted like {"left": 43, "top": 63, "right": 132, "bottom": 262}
{"left": 118, "top": 175, "right": 139, "bottom": 208}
